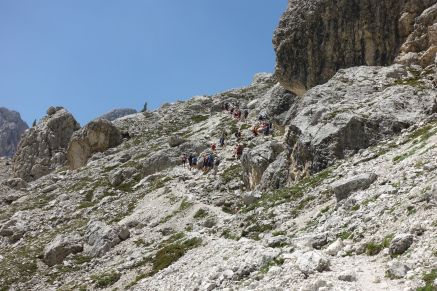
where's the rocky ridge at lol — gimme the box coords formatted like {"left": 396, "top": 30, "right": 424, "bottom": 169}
{"left": 12, "top": 107, "right": 80, "bottom": 182}
{"left": 0, "top": 107, "right": 28, "bottom": 157}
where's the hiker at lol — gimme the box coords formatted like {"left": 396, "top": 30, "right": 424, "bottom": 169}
{"left": 224, "top": 102, "right": 230, "bottom": 111}
{"left": 252, "top": 125, "right": 259, "bottom": 137}
{"left": 214, "top": 157, "right": 221, "bottom": 176}
{"left": 211, "top": 143, "right": 217, "bottom": 152}
{"left": 234, "top": 109, "right": 241, "bottom": 120}
{"left": 192, "top": 155, "right": 198, "bottom": 168}
{"left": 258, "top": 111, "right": 267, "bottom": 121}
{"left": 188, "top": 154, "right": 194, "bottom": 170}
{"left": 203, "top": 154, "right": 209, "bottom": 171}
{"left": 243, "top": 109, "right": 249, "bottom": 120}
{"left": 235, "top": 144, "right": 243, "bottom": 159}
{"left": 208, "top": 154, "right": 214, "bottom": 169}
{"left": 219, "top": 135, "right": 225, "bottom": 147}
{"left": 181, "top": 154, "right": 187, "bottom": 168}
{"left": 235, "top": 130, "right": 242, "bottom": 141}
{"left": 263, "top": 122, "right": 270, "bottom": 135}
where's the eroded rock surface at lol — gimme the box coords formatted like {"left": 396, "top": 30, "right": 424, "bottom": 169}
{"left": 12, "top": 107, "right": 80, "bottom": 181}
{"left": 67, "top": 119, "right": 122, "bottom": 169}
{"left": 273, "top": 0, "right": 437, "bottom": 95}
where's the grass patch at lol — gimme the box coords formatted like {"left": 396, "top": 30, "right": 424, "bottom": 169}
{"left": 351, "top": 204, "right": 360, "bottom": 211}
{"left": 221, "top": 229, "right": 240, "bottom": 240}
{"left": 243, "top": 168, "right": 333, "bottom": 212}
{"left": 148, "top": 177, "right": 172, "bottom": 192}
{"left": 191, "top": 115, "right": 209, "bottom": 123}
{"left": 417, "top": 269, "right": 437, "bottom": 291}
{"left": 407, "top": 206, "right": 416, "bottom": 216}
{"left": 193, "top": 208, "right": 208, "bottom": 219}
{"left": 221, "top": 164, "right": 242, "bottom": 184}
{"left": 338, "top": 231, "right": 353, "bottom": 240}
{"left": 365, "top": 234, "right": 393, "bottom": 256}
{"left": 91, "top": 270, "right": 120, "bottom": 288}
{"left": 259, "top": 257, "right": 285, "bottom": 274}
{"left": 151, "top": 237, "right": 202, "bottom": 275}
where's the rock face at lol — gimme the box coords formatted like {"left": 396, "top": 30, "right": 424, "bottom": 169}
{"left": 67, "top": 119, "right": 122, "bottom": 169}
{"left": 0, "top": 107, "right": 28, "bottom": 157}
{"left": 12, "top": 107, "right": 80, "bottom": 181}
{"left": 241, "top": 141, "right": 284, "bottom": 190}
{"left": 98, "top": 108, "right": 137, "bottom": 121}
{"left": 284, "top": 65, "right": 437, "bottom": 175}
{"left": 273, "top": 0, "right": 437, "bottom": 95}
{"left": 43, "top": 233, "right": 83, "bottom": 266}
{"left": 396, "top": 3, "right": 437, "bottom": 68}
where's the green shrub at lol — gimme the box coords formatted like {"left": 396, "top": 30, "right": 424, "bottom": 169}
{"left": 191, "top": 115, "right": 209, "bottom": 123}
{"left": 91, "top": 271, "right": 120, "bottom": 288}
{"left": 193, "top": 208, "right": 208, "bottom": 219}
{"left": 151, "top": 238, "right": 202, "bottom": 275}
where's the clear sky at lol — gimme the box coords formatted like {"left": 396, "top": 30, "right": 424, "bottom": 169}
{"left": 0, "top": 0, "right": 287, "bottom": 126}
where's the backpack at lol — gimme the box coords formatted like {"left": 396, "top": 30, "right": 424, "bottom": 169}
{"left": 192, "top": 157, "right": 197, "bottom": 165}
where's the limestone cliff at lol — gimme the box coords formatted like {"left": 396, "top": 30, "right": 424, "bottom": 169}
{"left": 273, "top": 0, "right": 437, "bottom": 95}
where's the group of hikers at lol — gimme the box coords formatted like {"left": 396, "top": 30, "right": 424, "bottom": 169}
{"left": 181, "top": 152, "right": 221, "bottom": 175}
{"left": 179, "top": 101, "right": 273, "bottom": 175}
{"left": 222, "top": 102, "right": 249, "bottom": 121}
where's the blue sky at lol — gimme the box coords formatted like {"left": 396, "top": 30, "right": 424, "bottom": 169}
{"left": 0, "top": 1, "right": 287, "bottom": 126}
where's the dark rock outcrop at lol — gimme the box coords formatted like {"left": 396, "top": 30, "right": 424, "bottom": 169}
{"left": 0, "top": 107, "right": 28, "bottom": 157}
{"left": 12, "top": 107, "right": 80, "bottom": 181}
{"left": 273, "top": 0, "right": 437, "bottom": 95}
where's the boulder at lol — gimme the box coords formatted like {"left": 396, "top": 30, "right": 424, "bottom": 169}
{"left": 168, "top": 135, "right": 187, "bottom": 147}
{"left": 67, "top": 119, "right": 122, "bottom": 169}
{"left": 273, "top": 0, "right": 436, "bottom": 95}
{"left": 0, "top": 212, "right": 28, "bottom": 243}
{"left": 84, "top": 221, "right": 130, "bottom": 257}
{"left": 338, "top": 271, "right": 357, "bottom": 282}
{"left": 331, "top": 173, "right": 378, "bottom": 202}
{"left": 389, "top": 234, "right": 414, "bottom": 257}
{"left": 326, "top": 238, "right": 344, "bottom": 256}
{"left": 386, "top": 260, "right": 410, "bottom": 278}
{"left": 43, "top": 233, "right": 83, "bottom": 266}
{"left": 12, "top": 107, "right": 79, "bottom": 181}
{"left": 296, "top": 250, "right": 330, "bottom": 275}
{"left": 0, "top": 107, "right": 28, "bottom": 157}
{"left": 241, "top": 141, "right": 285, "bottom": 190}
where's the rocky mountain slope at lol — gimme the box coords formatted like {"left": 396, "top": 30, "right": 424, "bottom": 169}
{"left": 0, "top": 107, "right": 28, "bottom": 157}
{"left": 0, "top": 1, "right": 437, "bottom": 291}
